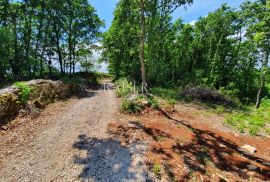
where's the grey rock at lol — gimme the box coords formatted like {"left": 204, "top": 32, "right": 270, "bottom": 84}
{"left": 239, "top": 145, "right": 257, "bottom": 155}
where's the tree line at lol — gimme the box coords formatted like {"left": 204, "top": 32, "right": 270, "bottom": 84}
{"left": 0, "top": 0, "right": 103, "bottom": 81}
{"left": 103, "top": 0, "right": 270, "bottom": 108}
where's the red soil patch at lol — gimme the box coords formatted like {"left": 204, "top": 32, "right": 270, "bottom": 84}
{"left": 109, "top": 105, "right": 270, "bottom": 181}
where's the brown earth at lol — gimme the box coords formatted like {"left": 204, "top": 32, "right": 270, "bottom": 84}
{"left": 0, "top": 82, "right": 154, "bottom": 182}
{"left": 1, "top": 80, "right": 270, "bottom": 182}
{"left": 109, "top": 104, "right": 270, "bottom": 181}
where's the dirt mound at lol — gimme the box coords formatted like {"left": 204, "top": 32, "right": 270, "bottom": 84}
{"left": 182, "top": 87, "right": 232, "bottom": 105}
{"left": 0, "top": 79, "right": 87, "bottom": 126}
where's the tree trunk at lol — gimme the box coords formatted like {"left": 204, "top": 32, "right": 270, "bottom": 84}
{"left": 255, "top": 48, "right": 269, "bottom": 109}
{"left": 140, "top": 0, "right": 147, "bottom": 93}
{"left": 53, "top": 22, "right": 64, "bottom": 75}
{"left": 48, "top": 47, "right": 52, "bottom": 79}
{"left": 72, "top": 47, "right": 76, "bottom": 74}
{"left": 11, "top": 15, "right": 20, "bottom": 78}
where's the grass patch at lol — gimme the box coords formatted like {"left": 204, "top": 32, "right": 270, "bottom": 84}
{"left": 225, "top": 99, "right": 270, "bottom": 136}
{"left": 116, "top": 78, "right": 134, "bottom": 97}
{"left": 13, "top": 82, "right": 32, "bottom": 104}
{"left": 153, "top": 164, "right": 162, "bottom": 175}
{"left": 149, "top": 87, "right": 179, "bottom": 105}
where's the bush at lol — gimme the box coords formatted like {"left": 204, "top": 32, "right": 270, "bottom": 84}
{"left": 121, "top": 99, "right": 143, "bottom": 114}
{"left": 182, "top": 87, "right": 232, "bottom": 105}
{"left": 147, "top": 97, "right": 159, "bottom": 109}
{"left": 14, "top": 82, "right": 32, "bottom": 104}
{"left": 116, "top": 78, "right": 133, "bottom": 97}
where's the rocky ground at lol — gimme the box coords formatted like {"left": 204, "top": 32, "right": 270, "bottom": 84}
{"left": 0, "top": 82, "right": 154, "bottom": 182}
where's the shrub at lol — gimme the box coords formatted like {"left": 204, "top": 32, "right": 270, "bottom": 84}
{"left": 14, "top": 82, "right": 32, "bottom": 104}
{"left": 116, "top": 78, "right": 133, "bottom": 97}
{"left": 147, "top": 97, "right": 159, "bottom": 109}
{"left": 121, "top": 99, "right": 143, "bottom": 114}
{"left": 182, "top": 87, "right": 232, "bottom": 105}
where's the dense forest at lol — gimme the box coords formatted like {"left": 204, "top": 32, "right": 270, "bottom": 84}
{"left": 0, "top": 0, "right": 269, "bottom": 108}
{"left": 103, "top": 0, "right": 270, "bottom": 108}
{"left": 0, "top": 0, "right": 103, "bottom": 80}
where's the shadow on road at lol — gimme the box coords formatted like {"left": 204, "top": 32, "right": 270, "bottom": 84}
{"left": 73, "top": 134, "right": 151, "bottom": 181}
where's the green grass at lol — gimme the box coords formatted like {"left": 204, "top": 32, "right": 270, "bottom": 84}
{"left": 13, "top": 82, "right": 32, "bottom": 104}
{"left": 149, "top": 87, "right": 180, "bottom": 104}
{"left": 115, "top": 78, "right": 134, "bottom": 97}
{"left": 225, "top": 99, "right": 270, "bottom": 136}
{"left": 153, "top": 164, "right": 162, "bottom": 175}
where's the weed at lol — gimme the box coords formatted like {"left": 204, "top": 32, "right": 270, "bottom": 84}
{"left": 188, "top": 170, "right": 194, "bottom": 177}
{"left": 153, "top": 164, "right": 162, "bottom": 175}
{"left": 150, "top": 87, "right": 179, "bottom": 105}
{"left": 157, "top": 136, "right": 166, "bottom": 142}
{"left": 196, "top": 152, "right": 210, "bottom": 164}
{"left": 116, "top": 78, "right": 133, "bottom": 97}
{"left": 249, "top": 126, "right": 260, "bottom": 136}
{"left": 225, "top": 99, "right": 270, "bottom": 136}
{"left": 236, "top": 124, "right": 246, "bottom": 133}
{"left": 14, "top": 82, "right": 32, "bottom": 104}
{"left": 147, "top": 97, "right": 159, "bottom": 109}
{"left": 266, "top": 128, "right": 270, "bottom": 135}
{"left": 121, "top": 99, "right": 143, "bottom": 114}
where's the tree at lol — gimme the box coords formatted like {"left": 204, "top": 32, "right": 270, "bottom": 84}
{"left": 241, "top": 0, "right": 270, "bottom": 108}
{"left": 140, "top": 0, "right": 147, "bottom": 92}
{"left": 0, "top": 0, "right": 103, "bottom": 80}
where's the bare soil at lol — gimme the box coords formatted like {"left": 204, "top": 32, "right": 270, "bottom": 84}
{"left": 1, "top": 82, "right": 270, "bottom": 182}
{"left": 0, "top": 82, "right": 153, "bottom": 182}
{"left": 109, "top": 104, "right": 270, "bottom": 181}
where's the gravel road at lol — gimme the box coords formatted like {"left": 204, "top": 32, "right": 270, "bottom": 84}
{"left": 0, "top": 82, "right": 153, "bottom": 182}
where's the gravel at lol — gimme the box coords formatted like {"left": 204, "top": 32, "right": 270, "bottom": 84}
{"left": 0, "top": 82, "right": 153, "bottom": 182}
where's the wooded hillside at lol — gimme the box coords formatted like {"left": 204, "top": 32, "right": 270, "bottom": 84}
{"left": 103, "top": 0, "right": 270, "bottom": 107}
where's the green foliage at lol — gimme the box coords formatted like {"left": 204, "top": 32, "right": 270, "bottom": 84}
{"left": 121, "top": 99, "right": 143, "bottom": 114}
{"left": 153, "top": 164, "right": 162, "bottom": 175}
{"left": 0, "top": 0, "right": 103, "bottom": 79}
{"left": 103, "top": 0, "right": 269, "bottom": 106}
{"left": 150, "top": 87, "right": 179, "bottom": 104}
{"left": 60, "top": 73, "right": 99, "bottom": 86}
{"left": 225, "top": 99, "right": 270, "bottom": 135}
{"left": 115, "top": 78, "right": 133, "bottom": 97}
{"left": 147, "top": 97, "right": 159, "bottom": 109}
{"left": 14, "top": 82, "right": 32, "bottom": 104}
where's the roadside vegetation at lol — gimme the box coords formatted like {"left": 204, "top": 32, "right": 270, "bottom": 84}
{"left": 13, "top": 82, "right": 32, "bottom": 104}
{"left": 225, "top": 99, "right": 270, "bottom": 136}
{"left": 115, "top": 78, "right": 158, "bottom": 114}
{"left": 104, "top": 0, "right": 270, "bottom": 137}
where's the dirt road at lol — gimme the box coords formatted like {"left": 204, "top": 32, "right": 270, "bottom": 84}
{"left": 0, "top": 82, "right": 153, "bottom": 182}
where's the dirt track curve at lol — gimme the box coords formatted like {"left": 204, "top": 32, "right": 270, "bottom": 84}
{"left": 0, "top": 81, "right": 153, "bottom": 182}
